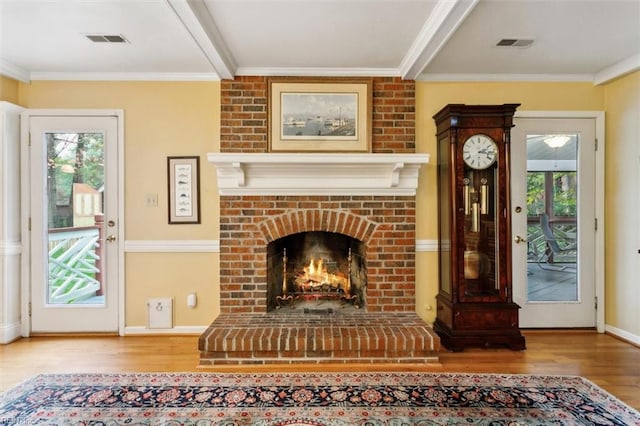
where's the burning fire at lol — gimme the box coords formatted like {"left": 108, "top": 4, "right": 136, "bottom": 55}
{"left": 295, "top": 258, "right": 349, "bottom": 294}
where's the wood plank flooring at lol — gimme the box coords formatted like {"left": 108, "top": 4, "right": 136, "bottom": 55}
{"left": 1, "top": 330, "right": 638, "bottom": 410}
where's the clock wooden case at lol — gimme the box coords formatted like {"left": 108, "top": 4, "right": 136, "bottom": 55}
{"left": 433, "top": 104, "right": 526, "bottom": 351}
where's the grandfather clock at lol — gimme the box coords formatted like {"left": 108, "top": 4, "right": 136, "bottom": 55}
{"left": 433, "top": 104, "right": 525, "bottom": 351}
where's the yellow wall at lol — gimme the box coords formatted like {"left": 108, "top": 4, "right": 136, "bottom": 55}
{"left": 18, "top": 81, "right": 221, "bottom": 328}
{"left": 0, "top": 76, "right": 19, "bottom": 103}
{"left": 9, "top": 77, "right": 638, "bottom": 338}
{"left": 602, "top": 71, "right": 640, "bottom": 336}
{"left": 414, "top": 82, "right": 605, "bottom": 323}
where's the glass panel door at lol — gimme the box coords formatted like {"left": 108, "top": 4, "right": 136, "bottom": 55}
{"left": 29, "top": 114, "right": 119, "bottom": 333}
{"left": 525, "top": 134, "right": 578, "bottom": 302}
{"left": 46, "top": 131, "right": 105, "bottom": 305}
{"left": 511, "top": 117, "right": 596, "bottom": 328}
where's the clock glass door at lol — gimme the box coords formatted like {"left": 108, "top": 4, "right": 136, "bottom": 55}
{"left": 461, "top": 167, "right": 500, "bottom": 300}
{"left": 511, "top": 117, "right": 596, "bottom": 328}
{"left": 459, "top": 132, "right": 503, "bottom": 302}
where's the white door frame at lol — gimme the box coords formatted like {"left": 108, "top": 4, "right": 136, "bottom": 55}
{"left": 513, "top": 110, "right": 605, "bottom": 333}
{"left": 20, "top": 109, "right": 125, "bottom": 336}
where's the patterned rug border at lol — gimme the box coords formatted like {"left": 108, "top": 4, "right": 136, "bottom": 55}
{"left": 2, "top": 372, "right": 639, "bottom": 425}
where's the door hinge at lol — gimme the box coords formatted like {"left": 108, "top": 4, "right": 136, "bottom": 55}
{"left": 594, "top": 137, "right": 598, "bottom": 151}
{"left": 28, "top": 302, "right": 32, "bottom": 317}
{"left": 28, "top": 217, "right": 31, "bottom": 231}
{"left": 28, "top": 132, "right": 32, "bottom": 147}
{"left": 594, "top": 218, "right": 598, "bottom": 231}
{"left": 594, "top": 296, "right": 598, "bottom": 310}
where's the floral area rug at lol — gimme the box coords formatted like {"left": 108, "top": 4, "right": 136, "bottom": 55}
{"left": 1, "top": 372, "right": 638, "bottom": 425}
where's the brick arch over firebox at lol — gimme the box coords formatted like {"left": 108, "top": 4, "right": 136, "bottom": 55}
{"left": 258, "top": 209, "right": 378, "bottom": 244}
{"left": 218, "top": 195, "right": 417, "bottom": 314}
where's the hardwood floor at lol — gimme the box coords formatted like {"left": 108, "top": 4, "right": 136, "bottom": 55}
{"left": 1, "top": 330, "right": 638, "bottom": 410}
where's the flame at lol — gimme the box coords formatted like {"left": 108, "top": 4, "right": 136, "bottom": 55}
{"left": 303, "top": 258, "right": 329, "bottom": 284}
{"left": 296, "top": 258, "right": 348, "bottom": 294}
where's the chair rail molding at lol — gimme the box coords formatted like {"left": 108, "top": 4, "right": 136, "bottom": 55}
{"left": 124, "top": 240, "right": 219, "bottom": 253}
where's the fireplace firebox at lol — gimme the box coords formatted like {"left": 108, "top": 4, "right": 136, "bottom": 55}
{"left": 267, "top": 231, "right": 366, "bottom": 313}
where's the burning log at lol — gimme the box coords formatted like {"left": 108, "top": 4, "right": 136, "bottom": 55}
{"left": 294, "top": 258, "right": 348, "bottom": 293}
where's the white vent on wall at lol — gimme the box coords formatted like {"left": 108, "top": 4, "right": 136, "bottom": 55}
{"left": 496, "top": 38, "right": 535, "bottom": 48}
{"left": 85, "top": 34, "right": 128, "bottom": 43}
{"left": 147, "top": 298, "right": 173, "bottom": 329}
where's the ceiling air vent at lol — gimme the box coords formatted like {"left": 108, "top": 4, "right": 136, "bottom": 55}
{"left": 85, "top": 34, "right": 128, "bottom": 43}
{"left": 496, "top": 38, "right": 535, "bottom": 48}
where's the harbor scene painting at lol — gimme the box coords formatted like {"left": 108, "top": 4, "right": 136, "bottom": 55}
{"left": 269, "top": 78, "right": 371, "bottom": 152}
{"left": 281, "top": 93, "right": 358, "bottom": 139}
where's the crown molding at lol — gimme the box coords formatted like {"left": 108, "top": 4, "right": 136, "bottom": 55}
{"left": 28, "top": 72, "right": 220, "bottom": 81}
{"left": 416, "top": 73, "right": 594, "bottom": 83}
{"left": 594, "top": 54, "right": 640, "bottom": 85}
{"left": 400, "top": 0, "right": 479, "bottom": 80}
{"left": 0, "top": 60, "right": 30, "bottom": 83}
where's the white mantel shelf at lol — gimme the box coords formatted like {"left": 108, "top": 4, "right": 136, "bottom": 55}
{"left": 207, "top": 153, "right": 430, "bottom": 196}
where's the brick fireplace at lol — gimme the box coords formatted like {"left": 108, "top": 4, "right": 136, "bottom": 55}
{"left": 198, "top": 77, "right": 440, "bottom": 365}
{"left": 218, "top": 193, "right": 420, "bottom": 314}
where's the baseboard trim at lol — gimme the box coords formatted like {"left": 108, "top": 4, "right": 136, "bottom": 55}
{"left": 0, "top": 321, "right": 23, "bottom": 344}
{"left": 605, "top": 325, "right": 640, "bottom": 347}
{"left": 124, "top": 326, "right": 208, "bottom": 335}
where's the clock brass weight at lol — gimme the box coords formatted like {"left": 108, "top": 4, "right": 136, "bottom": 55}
{"left": 433, "top": 104, "right": 526, "bottom": 351}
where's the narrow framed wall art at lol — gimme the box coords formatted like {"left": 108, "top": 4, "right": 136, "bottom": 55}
{"left": 167, "top": 156, "right": 200, "bottom": 224}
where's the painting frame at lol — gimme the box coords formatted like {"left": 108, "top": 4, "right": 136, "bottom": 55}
{"left": 167, "top": 156, "right": 201, "bottom": 224}
{"left": 268, "top": 77, "right": 372, "bottom": 152}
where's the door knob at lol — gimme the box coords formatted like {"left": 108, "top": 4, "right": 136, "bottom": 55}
{"left": 514, "top": 235, "right": 526, "bottom": 244}
{"left": 106, "top": 235, "right": 116, "bottom": 243}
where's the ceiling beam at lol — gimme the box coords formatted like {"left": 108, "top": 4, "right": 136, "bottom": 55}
{"left": 166, "top": 0, "right": 236, "bottom": 80}
{"left": 399, "top": 0, "right": 479, "bottom": 80}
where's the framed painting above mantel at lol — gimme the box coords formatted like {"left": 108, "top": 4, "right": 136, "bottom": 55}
{"left": 268, "top": 77, "right": 372, "bottom": 152}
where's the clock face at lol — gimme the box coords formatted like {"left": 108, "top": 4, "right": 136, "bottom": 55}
{"left": 462, "top": 134, "right": 498, "bottom": 170}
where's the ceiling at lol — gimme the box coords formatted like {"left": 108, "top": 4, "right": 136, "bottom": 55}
{"left": 1, "top": 0, "right": 639, "bottom": 84}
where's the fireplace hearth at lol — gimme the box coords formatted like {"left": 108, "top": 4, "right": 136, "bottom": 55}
{"left": 200, "top": 153, "right": 440, "bottom": 365}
